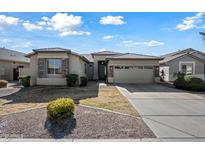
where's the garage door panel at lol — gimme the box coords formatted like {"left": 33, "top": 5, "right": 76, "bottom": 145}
{"left": 114, "top": 67, "right": 154, "bottom": 83}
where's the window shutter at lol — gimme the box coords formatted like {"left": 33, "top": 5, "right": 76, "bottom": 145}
{"left": 38, "top": 58, "right": 46, "bottom": 78}
{"left": 62, "top": 58, "right": 69, "bottom": 77}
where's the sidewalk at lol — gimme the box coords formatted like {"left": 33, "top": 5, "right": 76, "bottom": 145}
{"left": 1, "top": 138, "right": 205, "bottom": 142}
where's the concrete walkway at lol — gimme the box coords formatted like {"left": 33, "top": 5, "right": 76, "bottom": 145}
{"left": 117, "top": 84, "right": 205, "bottom": 141}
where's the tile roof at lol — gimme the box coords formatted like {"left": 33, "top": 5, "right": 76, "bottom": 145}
{"left": 91, "top": 51, "right": 120, "bottom": 55}
{"left": 107, "top": 53, "right": 162, "bottom": 60}
{"left": 160, "top": 48, "right": 205, "bottom": 64}
{"left": 33, "top": 47, "right": 71, "bottom": 52}
{"left": 0, "top": 47, "right": 30, "bottom": 63}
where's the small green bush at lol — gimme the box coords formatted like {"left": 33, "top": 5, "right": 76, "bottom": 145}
{"left": 66, "top": 74, "right": 78, "bottom": 87}
{"left": 19, "top": 75, "right": 31, "bottom": 87}
{"left": 80, "top": 76, "right": 88, "bottom": 86}
{"left": 47, "top": 98, "right": 75, "bottom": 119}
{"left": 0, "top": 80, "right": 8, "bottom": 88}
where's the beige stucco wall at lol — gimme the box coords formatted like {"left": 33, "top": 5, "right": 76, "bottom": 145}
{"left": 19, "top": 54, "right": 37, "bottom": 86}
{"left": 37, "top": 52, "right": 68, "bottom": 58}
{"left": 37, "top": 78, "right": 66, "bottom": 85}
{"left": 0, "top": 60, "right": 29, "bottom": 81}
{"left": 69, "top": 54, "right": 87, "bottom": 85}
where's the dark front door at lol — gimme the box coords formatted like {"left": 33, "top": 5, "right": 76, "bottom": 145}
{"left": 13, "top": 68, "right": 19, "bottom": 80}
{"left": 98, "top": 61, "right": 106, "bottom": 80}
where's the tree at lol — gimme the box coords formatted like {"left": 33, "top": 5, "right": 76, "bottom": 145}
{"left": 199, "top": 32, "right": 205, "bottom": 40}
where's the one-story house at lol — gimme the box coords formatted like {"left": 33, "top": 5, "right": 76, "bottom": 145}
{"left": 0, "top": 47, "right": 30, "bottom": 81}
{"left": 22, "top": 48, "right": 89, "bottom": 86}
{"left": 160, "top": 48, "right": 205, "bottom": 81}
{"left": 21, "top": 48, "right": 162, "bottom": 85}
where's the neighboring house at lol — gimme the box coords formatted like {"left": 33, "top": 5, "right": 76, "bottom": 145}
{"left": 22, "top": 48, "right": 89, "bottom": 86}
{"left": 0, "top": 47, "right": 30, "bottom": 81}
{"left": 160, "top": 48, "right": 205, "bottom": 81}
{"left": 91, "top": 51, "right": 162, "bottom": 83}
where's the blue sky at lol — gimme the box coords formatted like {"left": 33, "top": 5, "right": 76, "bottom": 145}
{"left": 0, "top": 12, "right": 205, "bottom": 55}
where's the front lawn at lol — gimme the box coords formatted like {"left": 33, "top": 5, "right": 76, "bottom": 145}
{"left": 80, "top": 85, "right": 139, "bottom": 117}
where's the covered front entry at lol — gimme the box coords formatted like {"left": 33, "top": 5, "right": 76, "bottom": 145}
{"left": 113, "top": 66, "right": 154, "bottom": 83}
{"left": 98, "top": 61, "right": 106, "bottom": 80}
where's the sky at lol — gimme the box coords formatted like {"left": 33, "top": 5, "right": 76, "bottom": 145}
{"left": 0, "top": 12, "right": 205, "bottom": 56}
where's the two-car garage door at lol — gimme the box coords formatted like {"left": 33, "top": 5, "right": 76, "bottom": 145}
{"left": 113, "top": 66, "right": 154, "bottom": 83}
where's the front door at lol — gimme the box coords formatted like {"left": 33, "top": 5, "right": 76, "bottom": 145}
{"left": 98, "top": 61, "right": 106, "bottom": 80}
{"left": 13, "top": 68, "right": 19, "bottom": 80}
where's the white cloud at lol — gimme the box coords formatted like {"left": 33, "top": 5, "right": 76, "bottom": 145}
{"left": 22, "top": 21, "right": 43, "bottom": 31}
{"left": 0, "top": 15, "right": 19, "bottom": 29}
{"left": 0, "top": 38, "right": 12, "bottom": 43}
{"left": 60, "top": 31, "right": 91, "bottom": 36}
{"left": 12, "top": 41, "right": 32, "bottom": 48}
{"left": 122, "top": 40, "right": 164, "bottom": 47}
{"left": 103, "top": 35, "right": 114, "bottom": 40}
{"left": 176, "top": 12, "right": 205, "bottom": 31}
{"left": 100, "top": 16, "right": 125, "bottom": 25}
{"left": 43, "top": 13, "right": 91, "bottom": 36}
{"left": 146, "top": 40, "right": 164, "bottom": 47}
{"left": 122, "top": 40, "right": 133, "bottom": 44}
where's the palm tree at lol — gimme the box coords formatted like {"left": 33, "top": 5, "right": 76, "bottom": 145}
{"left": 199, "top": 32, "right": 205, "bottom": 39}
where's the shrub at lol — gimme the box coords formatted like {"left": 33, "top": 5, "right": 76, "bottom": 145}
{"left": 18, "top": 75, "right": 31, "bottom": 87}
{"left": 80, "top": 76, "right": 88, "bottom": 86}
{"left": 66, "top": 74, "right": 78, "bottom": 87}
{"left": 0, "top": 80, "right": 8, "bottom": 88}
{"left": 187, "top": 77, "right": 205, "bottom": 91}
{"left": 47, "top": 98, "right": 75, "bottom": 119}
{"left": 173, "top": 78, "right": 188, "bottom": 90}
{"left": 174, "top": 75, "right": 205, "bottom": 91}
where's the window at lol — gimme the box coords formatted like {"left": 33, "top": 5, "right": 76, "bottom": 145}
{"left": 47, "top": 59, "right": 62, "bottom": 74}
{"left": 115, "top": 66, "right": 123, "bottom": 69}
{"left": 181, "top": 63, "right": 193, "bottom": 75}
{"left": 144, "top": 66, "right": 153, "bottom": 69}
{"left": 136, "top": 66, "right": 143, "bottom": 69}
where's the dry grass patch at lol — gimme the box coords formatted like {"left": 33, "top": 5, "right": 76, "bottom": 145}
{"left": 80, "top": 86, "right": 139, "bottom": 117}
{"left": 0, "top": 102, "right": 48, "bottom": 116}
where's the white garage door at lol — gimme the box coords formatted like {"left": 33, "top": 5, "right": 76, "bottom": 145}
{"left": 113, "top": 66, "right": 154, "bottom": 83}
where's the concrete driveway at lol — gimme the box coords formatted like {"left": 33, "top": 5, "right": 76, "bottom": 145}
{"left": 117, "top": 84, "right": 205, "bottom": 141}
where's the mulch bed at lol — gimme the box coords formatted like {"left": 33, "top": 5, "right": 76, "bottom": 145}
{"left": 0, "top": 106, "right": 155, "bottom": 139}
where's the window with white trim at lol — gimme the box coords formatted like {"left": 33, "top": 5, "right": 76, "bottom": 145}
{"left": 181, "top": 63, "right": 193, "bottom": 75}
{"left": 47, "top": 59, "right": 62, "bottom": 74}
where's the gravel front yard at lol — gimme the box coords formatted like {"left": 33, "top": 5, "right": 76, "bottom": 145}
{"left": 0, "top": 106, "right": 155, "bottom": 139}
